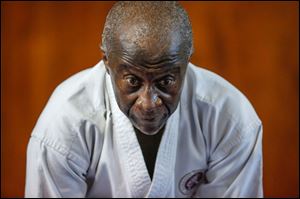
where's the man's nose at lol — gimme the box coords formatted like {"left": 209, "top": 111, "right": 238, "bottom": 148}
{"left": 136, "top": 87, "right": 162, "bottom": 112}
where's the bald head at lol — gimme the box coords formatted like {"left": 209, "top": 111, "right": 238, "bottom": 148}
{"left": 101, "top": 1, "right": 193, "bottom": 59}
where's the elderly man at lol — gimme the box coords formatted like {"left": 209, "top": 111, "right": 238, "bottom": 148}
{"left": 25, "top": 2, "right": 263, "bottom": 198}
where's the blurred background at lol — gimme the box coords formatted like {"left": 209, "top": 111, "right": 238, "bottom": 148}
{"left": 1, "top": 1, "right": 298, "bottom": 197}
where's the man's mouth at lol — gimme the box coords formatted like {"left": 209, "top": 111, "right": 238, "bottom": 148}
{"left": 141, "top": 117, "right": 156, "bottom": 122}
{"left": 137, "top": 113, "right": 161, "bottom": 124}
{"left": 129, "top": 111, "right": 168, "bottom": 135}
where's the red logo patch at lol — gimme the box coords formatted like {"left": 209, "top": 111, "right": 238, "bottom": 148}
{"left": 179, "top": 169, "right": 207, "bottom": 195}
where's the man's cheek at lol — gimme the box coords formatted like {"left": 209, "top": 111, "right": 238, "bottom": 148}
{"left": 118, "top": 98, "right": 133, "bottom": 117}
{"left": 118, "top": 102, "right": 130, "bottom": 115}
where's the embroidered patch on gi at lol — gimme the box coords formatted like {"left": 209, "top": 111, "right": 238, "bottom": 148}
{"left": 179, "top": 169, "right": 207, "bottom": 195}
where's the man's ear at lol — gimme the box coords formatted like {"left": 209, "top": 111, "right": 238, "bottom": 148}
{"left": 101, "top": 48, "right": 110, "bottom": 75}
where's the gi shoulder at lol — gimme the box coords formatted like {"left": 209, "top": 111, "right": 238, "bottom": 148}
{"left": 187, "top": 63, "right": 261, "bottom": 127}
{"left": 31, "top": 61, "right": 107, "bottom": 171}
{"left": 184, "top": 63, "right": 262, "bottom": 157}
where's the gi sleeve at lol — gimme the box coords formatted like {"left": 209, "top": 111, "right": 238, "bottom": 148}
{"left": 25, "top": 135, "right": 88, "bottom": 198}
{"left": 195, "top": 122, "right": 263, "bottom": 198}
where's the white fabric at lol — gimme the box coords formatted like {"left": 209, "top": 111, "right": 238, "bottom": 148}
{"left": 25, "top": 61, "right": 263, "bottom": 198}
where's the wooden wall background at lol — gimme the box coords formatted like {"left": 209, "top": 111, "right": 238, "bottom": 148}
{"left": 1, "top": 1, "right": 298, "bottom": 197}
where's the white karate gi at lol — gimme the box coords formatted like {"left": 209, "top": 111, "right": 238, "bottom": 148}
{"left": 25, "top": 61, "right": 263, "bottom": 198}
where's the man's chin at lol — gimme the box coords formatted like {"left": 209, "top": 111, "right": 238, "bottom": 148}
{"left": 133, "top": 123, "right": 164, "bottom": 136}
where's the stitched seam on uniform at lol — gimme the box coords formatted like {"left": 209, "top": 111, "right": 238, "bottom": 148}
{"left": 195, "top": 93, "right": 261, "bottom": 130}
{"left": 160, "top": 112, "right": 175, "bottom": 194}
{"left": 114, "top": 100, "right": 149, "bottom": 197}
{"left": 31, "top": 135, "right": 69, "bottom": 157}
{"left": 213, "top": 122, "right": 262, "bottom": 161}
{"left": 147, "top": 104, "right": 180, "bottom": 197}
{"left": 30, "top": 134, "right": 86, "bottom": 171}
{"left": 195, "top": 94, "right": 261, "bottom": 159}
{"left": 196, "top": 95, "right": 236, "bottom": 129}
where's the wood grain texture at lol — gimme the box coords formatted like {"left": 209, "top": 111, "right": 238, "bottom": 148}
{"left": 1, "top": 1, "right": 298, "bottom": 197}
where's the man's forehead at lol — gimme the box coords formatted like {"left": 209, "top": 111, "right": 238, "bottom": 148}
{"left": 116, "top": 23, "right": 181, "bottom": 52}
{"left": 109, "top": 46, "right": 185, "bottom": 71}
{"left": 109, "top": 29, "right": 185, "bottom": 66}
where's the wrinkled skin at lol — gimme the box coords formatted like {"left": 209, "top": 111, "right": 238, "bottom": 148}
{"left": 103, "top": 23, "right": 190, "bottom": 136}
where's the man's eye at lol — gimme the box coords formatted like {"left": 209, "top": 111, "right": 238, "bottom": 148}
{"left": 125, "top": 76, "right": 140, "bottom": 87}
{"left": 158, "top": 77, "right": 175, "bottom": 87}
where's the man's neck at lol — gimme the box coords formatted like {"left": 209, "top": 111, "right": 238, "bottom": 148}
{"left": 134, "top": 126, "right": 165, "bottom": 180}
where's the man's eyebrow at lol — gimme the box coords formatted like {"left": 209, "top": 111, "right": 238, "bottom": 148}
{"left": 119, "top": 51, "right": 183, "bottom": 69}
{"left": 142, "top": 54, "right": 182, "bottom": 67}
{"left": 119, "top": 63, "right": 181, "bottom": 74}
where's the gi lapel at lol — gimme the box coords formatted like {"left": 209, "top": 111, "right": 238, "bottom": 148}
{"left": 146, "top": 103, "right": 180, "bottom": 198}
